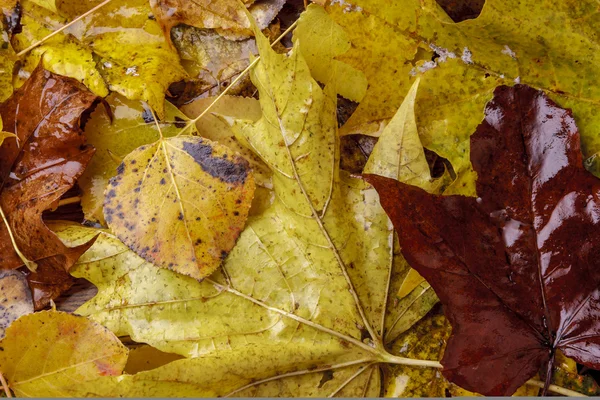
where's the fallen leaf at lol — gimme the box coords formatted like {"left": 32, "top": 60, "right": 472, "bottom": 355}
{"left": 79, "top": 94, "right": 192, "bottom": 224}
{"left": 50, "top": 25, "right": 441, "bottom": 397}
{"left": 0, "top": 270, "right": 33, "bottom": 339}
{"left": 170, "top": 25, "right": 258, "bottom": 100}
{"left": 103, "top": 133, "right": 256, "bottom": 280}
{"left": 318, "top": 0, "right": 600, "bottom": 195}
{"left": 293, "top": 4, "right": 367, "bottom": 102}
{"left": 365, "top": 85, "right": 600, "bottom": 395}
{"left": 0, "top": 0, "right": 18, "bottom": 102}
{"left": 151, "top": 0, "right": 285, "bottom": 42}
{"left": 0, "top": 310, "right": 128, "bottom": 397}
{"left": 0, "top": 65, "right": 97, "bottom": 308}
{"left": 12, "top": 0, "right": 187, "bottom": 116}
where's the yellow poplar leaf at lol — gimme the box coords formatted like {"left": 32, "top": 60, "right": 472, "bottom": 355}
{"left": 0, "top": 270, "right": 33, "bottom": 339}
{"left": 0, "top": 310, "right": 128, "bottom": 397}
{"left": 104, "top": 135, "right": 256, "bottom": 280}
{"left": 79, "top": 94, "right": 192, "bottom": 224}
{"left": 27, "top": 0, "right": 57, "bottom": 12}
{"left": 46, "top": 25, "right": 441, "bottom": 396}
{"left": 293, "top": 4, "right": 367, "bottom": 102}
{"left": 12, "top": 0, "right": 187, "bottom": 116}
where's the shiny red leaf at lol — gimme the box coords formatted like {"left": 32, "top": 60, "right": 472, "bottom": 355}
{"left": 0, "top": 65, "right": 98, "bottom": 309}
{"left": 365, "top": 84, "right": 600, "bottom": 396}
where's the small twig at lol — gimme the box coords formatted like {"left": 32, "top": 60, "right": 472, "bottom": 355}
{"left": 176, "top": 19, "right": 299, "bottom": 137}
{"left": 0, "top": 370, "right": 12, "bottom": 398}
{"left": 16, "top": 0, "right": 113, "bottom": 57}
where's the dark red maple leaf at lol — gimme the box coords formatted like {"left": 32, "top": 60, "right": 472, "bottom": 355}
{"left": 0, "top": 65, "right": 98, "bottom": 309}
{"left": 365, "top": 85, "right": 600, "bottom": 396}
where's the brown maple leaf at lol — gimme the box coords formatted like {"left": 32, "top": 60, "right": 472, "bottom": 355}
{"left": 0, "top": 65, "right": 98, "bottom": 309}
{"left": 365, "top": 85, "right": 600, "bottom": 396}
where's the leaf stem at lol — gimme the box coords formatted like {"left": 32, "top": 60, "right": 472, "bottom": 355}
{"left": 176, "top": 19, "right": 299, "bottom": 137}
{"left": 383, "top": 354, "right": 587, "bottom": 397}
{"left": 16, "top": 0, "right": 113, "bottom": 58}
{"left": 527, "top": 379, "right": 587, "bottom": 397}
{"left": 56, "top": 196, "right": 81, "bottom": 208}
{"left": 0, "top": 371, "right": 12, "bottom": 398}
{"left": 0, "top": 204, "right": 37, "bottom": 271}
{"left": 381, "top": 353, "right": 443, "bottom": 368}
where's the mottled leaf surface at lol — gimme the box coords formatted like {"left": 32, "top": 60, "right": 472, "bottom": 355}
{"left": 79, "top": 94, "right": 190, "bottom": 224}
{"left": 0, "top": 311, "right": 128, "bottom": 397}
{"left": 0, "top": 270, "right": 33, "bottom": 339}
{"left": 366, "top": 85, "right": 600, "bottom": 395}
{"left": 104, "top": 135, "right": 255, "bottom": 280}
{"left": 0, "top": 66, "right": 97, "bottom": 308}
{"left": 12, "top": 0, "right": 187, "bottom": 116}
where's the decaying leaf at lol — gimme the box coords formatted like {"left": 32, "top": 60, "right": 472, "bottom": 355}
{"left": 293, "top": 4, "right": 367, "bottom": 102}
{"left": 151, "top": 0, "right": 285, "bottom": 42}
{"left": 0, "top": 310, "right": 128, "bottom": 397}
{"left": 0, "top": 65, "right": 97, "bottom": 308}
{"left": 79, "top": 94, "right": 191, "bottom": 224}
{"left": 317, "top": 0, "right": 600, "bottom": 195}
{"left": 104, "top": 134, "right": 256, "bottom": 280}
{"left": 0, "top": 270, "right": 33, "bottom": 339}
{"left": 42, "top": 25, "right": 444, "bottom": 397}
{"left": 12, "top": 0, "right": 187, "bottom": 116}
{"left": 124, "top": 345, "right": 184, "bottom": 375}
{"left": 366, "top": 85, "right": 600, "bottom": 395}
{"left": 0, "top": 0, "right": 18, "bottom": 102}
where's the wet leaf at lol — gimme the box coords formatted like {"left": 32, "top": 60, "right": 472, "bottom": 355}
{"left": 0, "top": 310, "right": 128, "bottom": 397}
{"left": 12, "top": 0, "right": 187, "bottom": 116}
{"left": 79, "top": 94, "right": 191, "bottom": 224}
{"left": 366, "top": 85, "right": 600, "bottom": 395}
{"left": 0, "top": 270, "right": 33, "bottom": 339}
{"left": 293, "top": 4, "right": 367, "bottom": 102}
{"left": 104, "top": 134, "right": 256, "bottom": 280}
{"left": 317, "top": 0, "right": 600, "bottom": 195}
{"left": 0, "top": 65, "right": 97, "bottom": 308}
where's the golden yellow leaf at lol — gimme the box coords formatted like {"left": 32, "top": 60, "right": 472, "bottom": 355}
{"left": 12, "top": 0, "right": 187, "bottom": 116}
{"left": 293, "top": 4, "right": 367, "bottom": 102}
{"left": 79, "top": 94, "right": 192, "bottom": 224}
{"left": 104, "top": 134, "right": 256, "bottom": 280}
{"left": 0, "top": 311, "right": 128, "bottom": 397}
